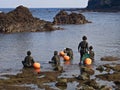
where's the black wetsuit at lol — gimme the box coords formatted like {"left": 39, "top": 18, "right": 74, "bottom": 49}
{"left": 78, "top": 40, "right": 88, "bottom": 63}
{"left": 22, "top": 55, "right": 35, "bottom": 68}
{"left": 89, "top": 50, "right": 95, "bottom": 62}
{"left": 51, "top": 55, "right": 60, "bottom": 65}
{"left": 64, "top": 48, "right": 73, "bottom": 60}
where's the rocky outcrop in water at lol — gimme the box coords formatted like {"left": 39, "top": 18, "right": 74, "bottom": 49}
{"left": 53, "top": 10, "right": 90, "bottom": 25}
{"left": 87, "top": 0, "right": 120, "bottom": 11}
{"left": 0, "top": 5, "right": 59, "bottom": 33}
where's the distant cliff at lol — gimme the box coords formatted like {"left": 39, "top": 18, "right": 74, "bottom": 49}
{"left": 87, "top": 0, "right": 120, "bottom": 11}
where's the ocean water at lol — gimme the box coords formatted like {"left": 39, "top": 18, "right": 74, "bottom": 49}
{"left": 0, "top": 8, "right": 120, "bottom": 88}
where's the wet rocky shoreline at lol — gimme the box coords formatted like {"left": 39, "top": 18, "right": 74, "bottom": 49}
{"left": 0, "top": 56, "right": 120, "bottom": 90}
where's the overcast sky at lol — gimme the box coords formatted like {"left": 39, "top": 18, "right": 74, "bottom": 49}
{"left": 0, "top": 0, "right": 89, "bottom": 8}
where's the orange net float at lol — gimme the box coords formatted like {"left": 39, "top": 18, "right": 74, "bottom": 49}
{"left": 59, "top": 51, "right": 65, "bottom": 57}
{"left": 33, "top": 62, "right": 40, "bottom": 69}
{"left": 64, "top": 55, "right": 70, "bottom": 61}
{"left": 35, "top": 68, "right": 40, "bottom": 74}
{"left": 64, "top": 61, "right": 70, "bottom": 65}
{"left": 84, "top": 58, "right": 92, "bottom": 65}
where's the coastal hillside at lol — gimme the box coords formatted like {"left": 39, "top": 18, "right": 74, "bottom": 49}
{"left": 87, "top": 0, "right": 120, "bottom": 11}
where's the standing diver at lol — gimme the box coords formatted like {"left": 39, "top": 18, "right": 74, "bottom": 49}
{"left": 78, "top": 36, "right": 88, "bottom": 64}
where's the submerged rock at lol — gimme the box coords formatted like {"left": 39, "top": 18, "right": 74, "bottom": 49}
{"left": 78, "top": 84, "right": 95, "bottom": 90}
{"left": 114, "top": 80, "right": 120, "bottom": 89}
{"left": 55, "top": 78, "right": 67, "bottom": 87}
{"left": 84, "top": 79, "right": 100, "bottom": 89}
{"left": 101, "top": 56, "right": 120, "bottom": 61}
{"left": 111, "top": 65, "right": 120, "bottom": 72}
{"left": 96, "top": 65, "right": 104, "bottom": 72}
{"left": 99, "top": 85, "right": 112, "bottom": 90}
{"left": 53, "top": 10, "right": 90, "bottom": 25}
{"left": 0, "top": 5, "right": 60, "bottom": 33}
{"left": 76, "top": 73, "right": 90, "bottom": 80}
{"left": 96, "top": 72, "right": 120, "bottom": 81}
{"left": 104, "top": 68, "right": 111, "bottom": 73}
{"left": 81, "top": 66, "right": 95, "bottom": 75}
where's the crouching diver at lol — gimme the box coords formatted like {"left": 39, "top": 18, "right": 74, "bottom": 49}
{"left": 22, "top": 51, "right": 35, "bottom": 68}
{"left": 64, "top": 48, "right": 73, "bottom": 60}
{"left": 49, "top": 51, "right": 60, "bottom": 66}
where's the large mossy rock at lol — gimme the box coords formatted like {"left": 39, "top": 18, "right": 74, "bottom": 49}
{"left": 53, "top": 10, "right": 90, "bottom": 25}
{"left": 0, "top": 5, "right": 57, "bottom": 33}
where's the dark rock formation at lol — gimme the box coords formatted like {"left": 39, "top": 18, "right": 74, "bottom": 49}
{"left": 87, "top": 0, "right": 120, "bottom": 11}
{"left": 101, "top": 56, "right": 120, "bottom": 61}
{"left": 0, "top": 5, "right": 59, "bottom": 33}
{"left": 53, "top": 10, "right": 90, "bottom": 25}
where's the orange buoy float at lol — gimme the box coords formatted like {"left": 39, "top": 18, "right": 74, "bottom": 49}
{"left": 64, "top": 55, "right": 70, "bottom": 61}
{"left": 33, "top": 62, "right": 40, "bottom": 69}
{"left": 64, "top": 61, "right": 70, "bottom": 65}
{"left": 35, "top": 68, "right": 40, "bottom": 73}
{"left": 59, "top": 51, "right": 65, "bottom": 57}
{"left": 84, "top": 58, "right": 92, "bottom": 65}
